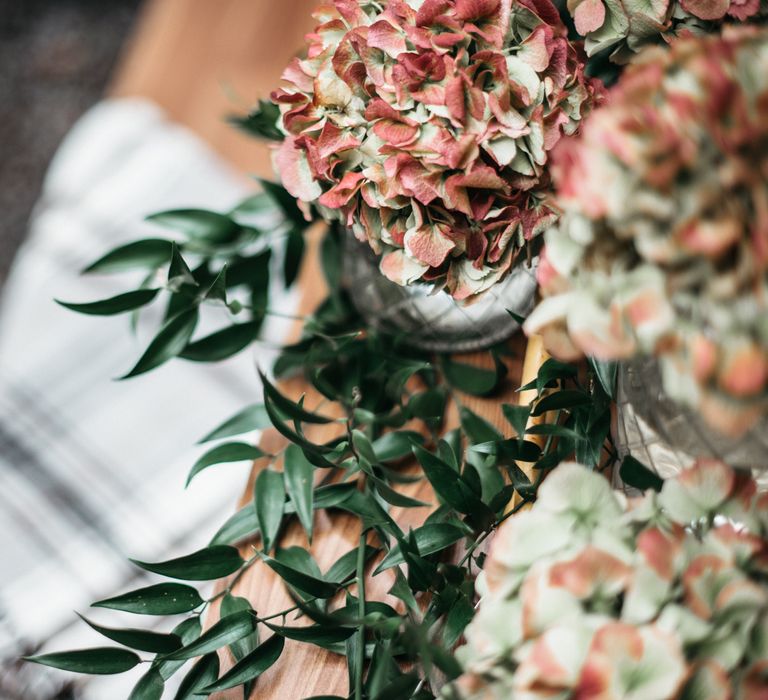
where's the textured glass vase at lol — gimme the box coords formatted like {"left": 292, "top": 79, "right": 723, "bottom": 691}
{"left": 343, "top": 232, "right": 538, "bottom": 353}
{"left": 614, "top": 357, "right": 768, "bottom": 492}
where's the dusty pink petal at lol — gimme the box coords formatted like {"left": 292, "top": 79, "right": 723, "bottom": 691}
{"left": 317, "top": 171, "right": 365, "bottom": 208}
{"left": 455, "top": 0, "right": 501, "bottom": 20}
{"left": 637, "top": 527, "right": 683, "bottom": 581}
{"left": 380, "top": 249, "right": 429, "bottom": 285}
{"left": 717, "top": 341, "right": 768, "bottom": 398}
{"left": 519, "top": 24, "right": 554, "bottom": 71}
{"left": 404, "top": 223, "right": 456, "bottom": 267}
{"left": 682, "top": 554, "right": 727, "bottom": 619}
{"left": 549, "top": 547, "right": 632, "bottom": 599}
{"left": 728, "top": 0, "right": 761, "bottom": 19}
{"left": 573, "top": 0, "right": 606, "bottom": 35}
{"left": 676, "top": 458, "right": 736, "bottom": 512}
{"left": 738, "top": 660, "right": 768, "bottom": 700}
{"left": 272, "top": 136, "right": 322, "bottom": 202}
{"left": 680, "top": 0, "right": 730, "bottom": 18}
{"left": 677, "top": 218, "right": 741, "bottom": 258}
{"left": 367, "top": 20, "right": 408, "bottom": 58}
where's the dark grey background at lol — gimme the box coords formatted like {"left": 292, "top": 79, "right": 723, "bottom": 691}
{"left": 0, "top": 0, "right": 142, "bottom": 289}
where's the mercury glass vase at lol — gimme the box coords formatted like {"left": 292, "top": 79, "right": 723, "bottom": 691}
{"left": 614, "top": 357, "right": 768, "bottom": 492}
{"left": 342, "top": 232, "right": 538, "bottom": 353}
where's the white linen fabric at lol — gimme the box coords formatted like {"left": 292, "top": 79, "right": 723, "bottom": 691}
{"left": 0, "top": 99, "right": 291, "bottom": 698}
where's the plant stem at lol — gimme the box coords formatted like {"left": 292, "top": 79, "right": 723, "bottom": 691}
{"left": 354, "top": 531, "right": 367, "bottom": 700}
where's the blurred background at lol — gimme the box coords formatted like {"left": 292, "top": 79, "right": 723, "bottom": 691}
{"left": 0, "top": 1, "right": 315, "bottom": 697}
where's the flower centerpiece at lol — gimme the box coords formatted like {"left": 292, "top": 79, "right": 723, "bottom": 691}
{"left": 272, "top": 0, "right": 602, "bottom": 307}
{"left": 523, "top": 27, "right": 768, "bottom": 440}
{"left": 447, "top": 460, "right": 768, "bottom": 700}
{"left": 566, "top": 0, "right": 766, "bottom": 62}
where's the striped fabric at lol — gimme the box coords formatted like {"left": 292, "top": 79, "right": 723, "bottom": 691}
{"left": 0, "top": 99, "right": 291, "bottom": 698}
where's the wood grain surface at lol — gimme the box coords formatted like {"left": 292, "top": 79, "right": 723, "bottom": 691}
{"left": 111, "top": 2, "right": 544, "bottom": 697}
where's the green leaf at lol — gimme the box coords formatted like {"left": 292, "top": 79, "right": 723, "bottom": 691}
{"left": 220, "top": 594, "right": 259, "bottom": 662}
{"left": 255, "top": 469, "right": 285, "bottom": 552}
{"left": 186, "top": 441, "right": 265, "bottom": 486}
{"left": 371, "top": 431, "right": 424, "bottom": 462}
{"left": 93, "top": 583, "right": 203, "bottom": 616}
{"left": 267, "top": 623, "right": 355, "bottom": 646}
{"left": 131, "top": 545, "right": 243, "bottom": 580}
{"left": 526, "top": 424, "right": 583, "bottom": 440}
{"left": 259, "top": 553, "right": 340, "bottom": 598}
{"left": 459, "top": 407, "right": 503, "bottom": 444}
{"left": 83, "top": 239, "right": 172, "bottom": 274}
{"left": 374, "top": 524, "right": 465, "bottom": 574}
{"left": 531, "top": 390, "right": 592, "bottom": 416}
{"left": 320, "top": 225, "right": 342, "bottom": 292}
{"left": 198, "top": 403, "right": 271, "bottom": 443}
{"left": 164, "top": 611, "right": 256, "bottom": 660}
{"left": 619, "top": 455, "right": 663, "bottom": 492}
{"left": 56, "top": 289, "right": 160, "bottom": 316}
{"left": 519, "top": 357, "right": 577, "bottom": 392}
{"left": 260, "top": 371, "right": 334, "bottom": 424}
{"left": 180, "top": 321, "right": 261, "bottom": 363}
{"left": 202, "top": 634, "right": 284, "bottom": 693}
{"left": 442, "top": 357, "right": 500, "bottom": 396}
{"left": 167, "top": 243, "right": 196, "bottom": 287}
{"left": 284, "top": 444, "right": 315, "bottom": 541}
{"left": 407, "top": 389, "right": 446, "bottom": 423}
{"left": 210, "top": 483, "right": 359, "bottom": 546}
{"left": 325, "top": 545, "right": 379, "bottom": 584}
{"left": 443, "top": 595, "right": 475, "bottom": 647}
{"left": 589, "top": 357, "right": 618, "bottom": 399}
{"left": 210, "top": 505, "right": 259, "bottom": 546}
{"left": 147, "top": 208, "right": 239, "bottom": 243}
{"left": 283, "top": 226, "right": 305, "bottom": 287}
{"left": 388, "top": 568, "right": 419, "bottom": 613}
{"left": 128, "top": 668, "right": 164, "bottom": 700}
{"left": 153, "top": 617, "right": 202, "bottom": 681}
{"left": 204, "top": 265, "right": 228, "bottom": 304}
{"left": 120, "top": 306, "right": 199, "bottom": 378}
{"left": 502, "top": 404, "right": 530, "bottom": 438}
{"left": 372, "top": 672, "right": 420, "bottom": 700}
{"left": 413, "top": 445, "right": 489, "bottom": 517}
{"left": 173, "top": 653, "right": 219, "bottom": 700}
{"left": 24, "top": 648, "right": 140, "bottom": 675}
{"left": 228, "top": 100, "right": 283, "bottom": 141}
{"left": 372, "top": 479, "right": 430, "bottom": 509}
{"left": 469, "top": 438, "right": 542, "bottom": 463}
{"left": 77, "top": 614, "right": 181, "bottom": 653}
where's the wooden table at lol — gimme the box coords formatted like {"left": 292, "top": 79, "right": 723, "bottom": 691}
{"left": 113, "top": 2, "right": 545, "bottom": 697}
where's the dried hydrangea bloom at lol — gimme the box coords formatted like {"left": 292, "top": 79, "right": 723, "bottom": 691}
{"left": 446, "top": 461, "right": 768, "bottom": 700}
{"left": 567, "top": 0, "right": 766, "bottom": 61}
{"left": 272, "top": 0, "right": 602, "bottom": 300}
{"left": 524, "top": 27, "right": 768, "bottom": 436}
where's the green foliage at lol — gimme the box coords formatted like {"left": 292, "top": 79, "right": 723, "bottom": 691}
{"left": 45, "top": 180, "right": 621, "bottom": 698}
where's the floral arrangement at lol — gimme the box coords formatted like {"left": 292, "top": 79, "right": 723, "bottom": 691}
{"left": 272, "top": 0, "right": 602, "bottom": 299}
{"left": 447, "top": 460, "right": 768, "bottom": 700}
{"left": 523, "top": 27, "right": 768, "bottom": 436}
{"left": 566, "top": 0, "right": 766, "bottom": 61}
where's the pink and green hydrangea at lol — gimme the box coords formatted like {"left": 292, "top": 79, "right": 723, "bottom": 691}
{"left": 566, "top": 0, "right": 766, "bottom": 61}
{"left": 447, "top": 460, "right": 768, "bottom": 700}
{"left": 272, "top": 0, "right": 602, "bottom": 300}
{"left": 524, "top": 27, "right": 768, "bottom": 436}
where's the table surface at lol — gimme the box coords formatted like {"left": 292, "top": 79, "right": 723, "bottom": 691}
{"left": 113, "top": 2, "right": 545, "bottom": 697}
